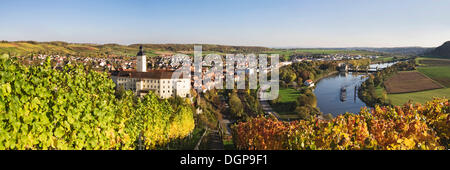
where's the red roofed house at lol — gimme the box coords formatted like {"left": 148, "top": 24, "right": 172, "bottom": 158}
{"left": 304, "top": 79, "right": 315, "bottom": 87}
{"left": 111, "top": 46, "right": 191, "bottom": 99}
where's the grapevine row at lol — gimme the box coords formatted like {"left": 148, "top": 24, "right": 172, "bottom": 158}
{"left": 232, "top": 98, "right": 449, "bottom": 150}
{"left": 0, "top": 56, "right": 194, "bottom": 150}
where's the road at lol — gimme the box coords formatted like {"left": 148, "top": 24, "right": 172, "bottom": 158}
{"left": 257, "top": 61, "right": 291, "bottom": 121}
{"left": 259, "top": 99, "right": 281, "bottom": 120}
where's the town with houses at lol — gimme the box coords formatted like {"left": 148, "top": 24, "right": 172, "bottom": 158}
{"left": 12, "top": 47, "right": 381, "bottom": 99}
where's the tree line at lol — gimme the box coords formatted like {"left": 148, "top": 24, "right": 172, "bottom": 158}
{"left": 273, "top": 61, "right": 338, "bottom": 120}
{"left": 359, "top": 60, "right": 417, "bottom": 107}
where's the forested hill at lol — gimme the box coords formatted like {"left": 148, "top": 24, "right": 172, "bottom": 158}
{"left": 427, "top": 41, "right": 450, "bottom": 58}
{"left": 0, "top": 41, "right": 271, "bottom": 57}
{"left": 3, "top": 40, "right": 441, "bottom": 58}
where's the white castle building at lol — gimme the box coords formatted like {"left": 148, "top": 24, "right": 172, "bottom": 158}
{"left": 111, "top": 46, "right": 191, "bottom": 99}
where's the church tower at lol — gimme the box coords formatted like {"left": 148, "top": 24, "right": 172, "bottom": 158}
{"left": 136, "top": 45, "right": 147, "bottom": 72}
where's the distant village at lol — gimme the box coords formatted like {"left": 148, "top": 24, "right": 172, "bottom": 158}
{"left": 291, "top": 54, "right": 379, "bottom": 62}
{"left": 15, "top": 52, "right": 380, "bottom": 71}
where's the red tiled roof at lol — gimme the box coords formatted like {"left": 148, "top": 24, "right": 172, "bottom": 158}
{"left": 111, "top": 70, "right": 189, "bottom": 79}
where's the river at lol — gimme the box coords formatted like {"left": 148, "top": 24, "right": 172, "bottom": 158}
{"left": 314, "top": 72, "right": 368, "bottom": 116}
{"left": 314, "top": 62, "right": 397, "bottom": 116}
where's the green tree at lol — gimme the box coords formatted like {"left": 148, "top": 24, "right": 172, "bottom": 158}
{"left": 296, "top": 77, "right": 303, "bottom": 86}
{"left": 296, "top": 89, "right": 317, "bottom": 107}
{"left": 295, "top": 106, "right": 311, "bottom": 120}
{"left": 229, "top": 92, "right": 244, "bottom": 118}
{"left": 115, "top": 85, "right": 126, "bottom": 99}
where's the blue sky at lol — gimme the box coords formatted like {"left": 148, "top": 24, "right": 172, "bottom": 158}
{"left": 0, "top": 0, "right": 449, "bottom": 47}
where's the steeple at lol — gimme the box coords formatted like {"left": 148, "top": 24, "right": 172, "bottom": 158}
{"left": 137, "top": 45, "right": 144, "bottom": 56}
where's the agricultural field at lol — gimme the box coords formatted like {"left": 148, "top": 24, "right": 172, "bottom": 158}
{"left": 0, "top": 41, "right": 144, "bottom": 57}
{"left": 264, "top": 48, "right": 383, "bottom": 61}
{"left": 266, "top": 49, "right": 381, "bottom": 56}
{"left": 417, "top": 66, "right": 450, "bottom": 87}
{"left": 416, "top": 57, "right": 450, "bottom": 67}
{"left": 415, "top": 57, "right": 450, "bottom": 87}
{"left": 384, "top": 71, "right": 443, "bottom": 94}
{"left": 388, "top": 88, "right": 450, "bottom": 106}
{"left": 383, "top": 57, "right": 450, "bottom": 105}
{"left": 0, "top": 41, "right": 272, "bottom": 58}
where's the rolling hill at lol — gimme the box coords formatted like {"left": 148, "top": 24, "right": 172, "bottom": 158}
{"left": 0, "top": 41, "right": 271, "bottom": 57}
{"left": 1, "top": 40, "right": 431, "bottom": 58}
{"left": 427, "top": 41, "right": 450, "bottom": 58}
{"left": 350, "top": 47, "right": 433, "bottom": 55}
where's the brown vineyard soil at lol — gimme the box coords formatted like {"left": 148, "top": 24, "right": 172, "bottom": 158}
{"left": 384, "top": 71, "right": 443, "bottom": 94}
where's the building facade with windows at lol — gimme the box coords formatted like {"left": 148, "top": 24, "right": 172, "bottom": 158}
{"left": 111, "top": 46, "right": 191, "bottom": 99}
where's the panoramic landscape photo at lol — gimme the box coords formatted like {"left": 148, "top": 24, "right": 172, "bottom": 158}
{"left": 0, "top": 0, "right": 449, "bottom": 151}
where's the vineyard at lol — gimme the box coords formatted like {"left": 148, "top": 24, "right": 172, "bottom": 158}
{"left": 0, "top": 54, "right": 195, "bottom": 150}
{"left": 232, "top": 98, "right": 449, "bottom": 150}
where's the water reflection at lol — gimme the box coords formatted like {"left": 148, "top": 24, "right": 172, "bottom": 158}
{"left": 314, "top": 72, "right": 369, "bottom": 116}
{"left": 368, "top": 62, "right": 398, "bottom": 71}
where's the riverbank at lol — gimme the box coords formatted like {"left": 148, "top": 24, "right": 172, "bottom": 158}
{"left": 313, "top": 71, "right": 339, "bottom": 83}
{"left": 270, "top": 70, "right": 339, "bottom": 120}
{"left": 358, "top": 60, "right": 419, "bottom": 107}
